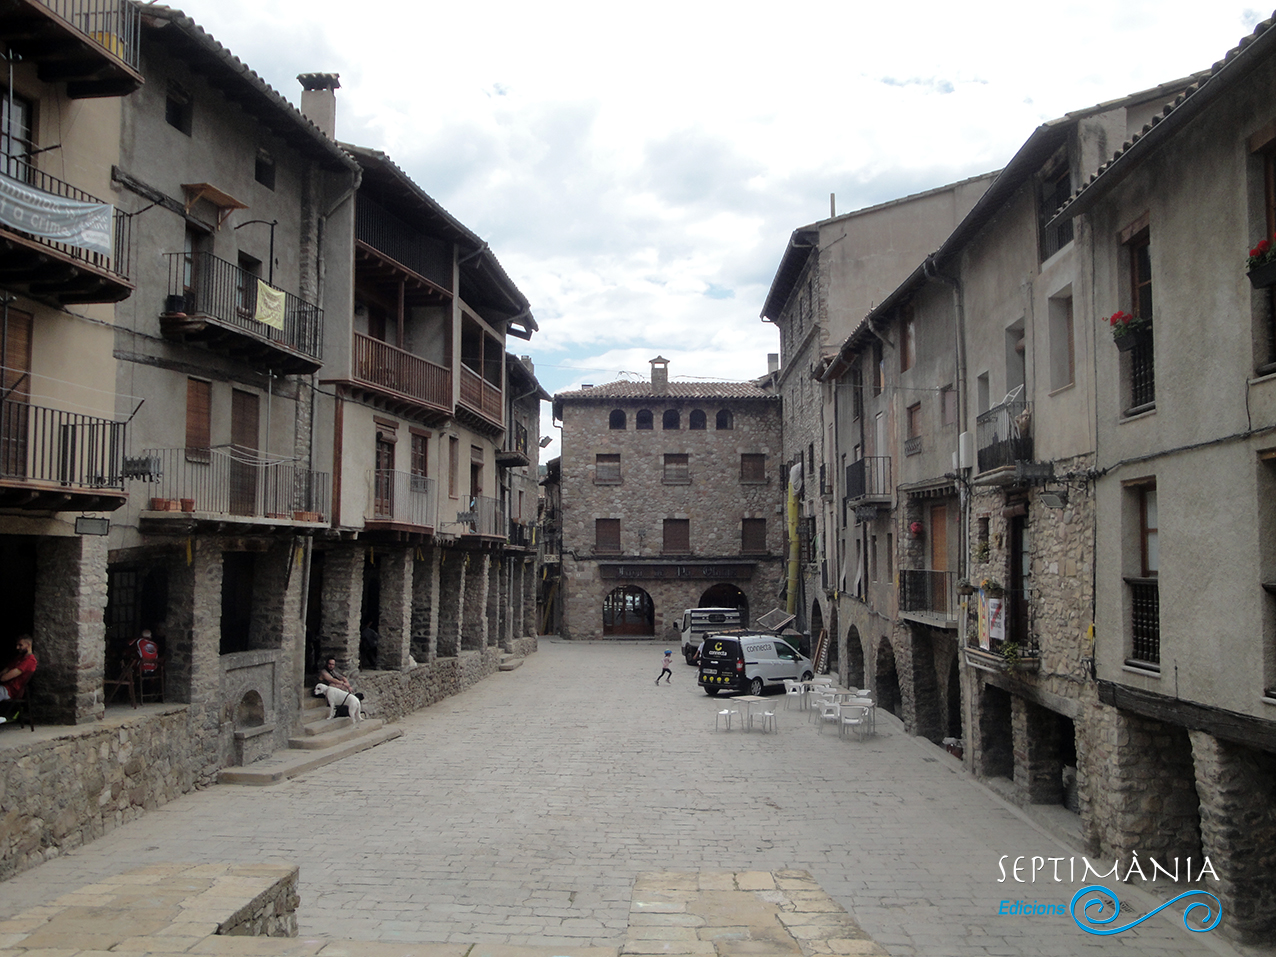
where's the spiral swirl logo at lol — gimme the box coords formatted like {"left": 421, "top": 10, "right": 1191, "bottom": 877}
{"left": 1069, "top": 885, "right": 1222, "bottom": 936}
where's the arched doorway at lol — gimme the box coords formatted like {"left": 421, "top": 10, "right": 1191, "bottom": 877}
{"left": 875, "top": 637, "right": 902, "bottom": 718}
{"left": 699, "top": 583, "right": 748, "bottom": 625}
{"left": 808, "top": 599, "right": 824, "bottom": 661}
{"left": 846, "top": 626, "right": 865, "bottom": 689}
{"left": 603, "top": 585, "right": 654, "bottom": 636}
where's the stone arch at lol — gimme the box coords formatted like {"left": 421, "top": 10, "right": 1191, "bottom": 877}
{"left": 662, "top": 409, "right": 680, "bottom": 430}
{"left": 715, "top": 409, "right": 733, "bottom": 430}
{"left": 603, "top": 585, "right": 654, "bottom": 636}
{"left": 699, "top": 583, "right": 748, "bottom": 625}
{"left": 234, "top": 689, "right": 265, "bottom": 729}
{"left": 875, "top": 637, "right": 902, "bottom": 718}
{"left": 609, "top": 409, "right": 626, "bottom": 430}
{"left": 689, "top": 409, "right": 706, "bottom": 430}
{"left": 636, "top": 409, "right": 653, "bottom": 430}
{"left": 846, "top": 626, "right": 865, "bottom": 688}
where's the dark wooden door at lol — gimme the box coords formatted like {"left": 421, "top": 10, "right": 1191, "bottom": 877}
{"left": 229, "top": 390, "right": 259, "bottom": 516}
{"left": 374, "top": 436, "right": 394, "bottom": 519}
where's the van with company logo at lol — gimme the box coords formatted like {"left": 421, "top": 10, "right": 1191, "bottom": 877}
{"left": 673, "top": 607, "right": 744, "bottom": 663}
{"left": 697, "top": 632, "right": 813, "bottom": 696}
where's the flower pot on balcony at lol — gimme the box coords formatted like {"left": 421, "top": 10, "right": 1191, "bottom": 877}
{"left": 1248, "top": 259, "right": 1276, "bottom": 288}
{"left": 179, "top": 498, "right": 195, "bottom": 512}
{"left": 163, "top": 294, "right": 187, "bottom": 316}
{"left": 150, "top": 498, "right": 179, "bottom": 511}
{"left": 1114, "top": 326, "right": 1152, "bottom": 352}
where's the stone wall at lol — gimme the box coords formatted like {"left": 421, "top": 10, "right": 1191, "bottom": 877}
{"left": 356, "top": 647, "right": 505, "bottom": 724}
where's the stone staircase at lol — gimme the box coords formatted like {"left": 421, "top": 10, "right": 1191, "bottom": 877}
{"left": 217, "top": 694, "right": 401, "bottom": 786}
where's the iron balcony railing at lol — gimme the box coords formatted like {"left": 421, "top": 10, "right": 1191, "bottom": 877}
{"left": 0, "top": 398, "right": 125, "bottom": 489}
{"left": 899, "top": 569, "right": 958, "bottom": 619}
{"left": 1125, "top": 577, "right": 1160, "bottom": 668}
{"left": 368, "top": 469, "right": 436, "bottom": 528}
{"left": 512, "top": 421, "right": 528, "bottom": 457}
{"left": 353, "top": 331, "right": 451, "bottom": 411}
{"left": 165, "top": 252, "right": 323, "bottom": 360}
{"left": 459, "top": 365, "right": 503, "bottom": 424}
{"left": 999, "top": 587, "right": 1038, "bottom": 653}
{"left": 0, "top": 162, "right": 132, "bottom": 283}
{"left": 508, "top": 520, "right": 533, "bottom": 547}
{"left": 461, "top": 493, "right": 505, "bottom": 537}
{"left": 976, "top": 397, "right": 1033, "bottom": 472}
{"left": 32, "top": 0, "right": 142, "bottom": 70}
{"left": 140, "top": 447, "right": 329, "bottom": 521}
{"left": 846, "top": 456, "right": 891, "bottom": 501}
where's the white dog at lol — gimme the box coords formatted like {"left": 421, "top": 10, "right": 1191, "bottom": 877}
{"left": 314, "top": 682, "right": 362, "bottom": 724}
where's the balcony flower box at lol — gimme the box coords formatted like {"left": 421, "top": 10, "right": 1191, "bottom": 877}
{"left": 1105, "top": 311, "right": 1152, "bottom": 351}
{"left": 150, "top": 498, "right": 180, "bottom": 511}
{"left": 1249, "top": 259, "right": 1276, "bottom": 288}
{"left": 293, "top": 510, "right": 321, "bottom": 523}
{"left": 963, "top": 645, "right": 1040, "bottom": 675}
{"left": 180, "top": 498, "right": 195, "bottom": 512}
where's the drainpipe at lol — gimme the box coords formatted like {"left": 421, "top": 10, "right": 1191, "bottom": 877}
{"left": 923, "top": 255, "right": 968, "bottom": 583}
{"left": 786, "top": 463, "right": 802, "bottom": 615}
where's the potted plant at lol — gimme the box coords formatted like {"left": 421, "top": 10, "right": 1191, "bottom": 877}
{"left": 972, "top": 540, "right": 990, "bottom": 563}
{"left": 909, "top": 520, "right": 924, "bottom": 539}
{"left": 981, "top": 577, "right": 1004, "bottom": 598}
{"left": 956, "top": 577, "right": 976, "bottom": 597}
{"left": 999, "top": 641, "right": 1021, "bottom": 667}
{"left": 1104, "top": 310, "right": 1152, "bottom": 351}
{"left": 1248, "top": 236, "right": 1276, "bottom": 287}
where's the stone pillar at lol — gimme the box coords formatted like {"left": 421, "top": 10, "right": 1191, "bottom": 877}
{"left": 411, "top": 544, "right": 440, "bottom": 663}
{"left": 249, "top": 540, "right": 303, "bottom": 653}
{"left": 378, "top": 546, "right": 412, "bottom": 671}
{"left": 486, "top": 553, "right": 501, "bottom": 652}
{"left": 462, "top": 552, "right": 490, "bottom": 651}
{"left": 1015, "top": 698, "right": 1063, "bottom": 804}
{"left": 166, "top": 538, "right": 224, "bottom": 712}
{"left": 436, "top": 548, "right": 464, "bottom": 657}
{"left": 522, "top": 558, "right": 537, "bottom": 638}
{"left": 318, "top": 545, "right": 362, "bottom": 675}
{"left": 1189, "top": 731, "right": 1276, "bottom": 943}
{"left": 976, "top": 682, "right": 1014, "bottom": 779}
{"left": 33, "top": 534, "right": 108, "bottom": 723}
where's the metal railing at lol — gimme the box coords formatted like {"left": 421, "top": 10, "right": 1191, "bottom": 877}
{"left": 846, "top": 456, "right": 891, "bottom": 501}
{"left": 899, "top": 569, "right": 958, "bottom": 619}
{"left": 508, "top": 520, "right": 533, "bottom": 547}
{"left": 0, "top": 398, "right": 125, "bottom": 489}
{"left": 368, "top": 469, "right": 435, "bottom": 528}
{"left": 352, "top": 331, "right": 451, "bottom": 410}
{"left": 1126, "top": 578, "right": 1160, "bottom": 667}
{"left": 32, "top": 0, "right": 141, "bottom": 70}
{"left": 165, "top": 252, "right": 323, "bottom": 360}
{"left": 511, "top": 421, "right": 529, "bottom": 457}
{"left": 976, "top": 396, "right": 1033, "bottom": 471}
{"left": 462, "top": 494, "right": 505, "bottom": 537}
{"left": 140, "top": 447, "right": 329, "bottom": 521}
{"left": 0, "top": 162, "right": 132, "bottom": 282}
{"left": 459, "top": 365, "right": 502, "bottom": 424}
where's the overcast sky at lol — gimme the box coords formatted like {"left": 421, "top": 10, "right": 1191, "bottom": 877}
{"left": 169, "top": 0, "right": 1266, "bottom": 457}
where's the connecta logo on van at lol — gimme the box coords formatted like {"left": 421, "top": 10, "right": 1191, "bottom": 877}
{"left": 705, "top": 641, "right": 731, "bottom": 658}
{"left": 744, "top": 642, "right": 770, "bottom": 654}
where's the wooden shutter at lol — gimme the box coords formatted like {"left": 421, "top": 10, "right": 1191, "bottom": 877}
{"left": 742, "top": 518, "right": 766, "bottom": 554}
{"left": 595, "top": 518, "right": 620, "bottom": 553}
{"left": 740, "top": 453, "right": 765, "bottom": 482}
{"left": 1, "top": 308, "right": 32, "bottom": 398}
{"left": 595, "top": 453, "right": 621, "bottom": 483}
{"left": 662, "top": 454, "right": 688, "bottom": 483}
{"left": 185, "top": 378, "right": 211, "bottom": 462}
{"left": 663, "top": 518, "right": 689, "bottom": 554}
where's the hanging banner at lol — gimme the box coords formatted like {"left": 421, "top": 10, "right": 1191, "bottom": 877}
{"left": 0, "top": 172, "right": 112, "bottom": 256}
{"left": 254, "top": 279, "right": 285, "bottom": 329}
{"left": 977, "top": 591, "right": 1005, "bottom": 649}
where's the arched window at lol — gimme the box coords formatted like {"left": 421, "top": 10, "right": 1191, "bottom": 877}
{"left": 716, "top": 409, "right": 733, "bottom": 430}
{"left": 662, "top": 409, "right": 680, "bottom": 430}
{"left": 608, "top": 409, "right": 626, "bottom": 430}
{"left": 636, "top": 409, "right": 653, "bottom": 430}
{"left": 689, "top": 409, "right": 706, "bottom": 430}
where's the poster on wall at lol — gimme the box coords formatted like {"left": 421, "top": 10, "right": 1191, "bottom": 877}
{"left": 977, "top": 592, "right": 1005, "bottom": 649}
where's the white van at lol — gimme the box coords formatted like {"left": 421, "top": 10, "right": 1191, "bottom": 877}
{"left": 697, "top": 632, "right": 814, "bottom": 696}
{"left": 673, "top": 607, "right": 744, "bottom": 663}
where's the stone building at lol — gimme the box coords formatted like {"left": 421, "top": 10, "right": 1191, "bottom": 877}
{"left": 759, "top": 177, "right": 996, "bottom": 656}
{"left": 553, "top": 358, "right": 782, "bottom": 642}
{"left": 1055, "top": 17, "right": 1276, "bottom": 942}
{"left": 0, "top": 0, "right": 142, "bottom": 724}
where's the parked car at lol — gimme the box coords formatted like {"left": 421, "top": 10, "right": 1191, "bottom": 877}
{"left": 673, "top": 606, "right": 743, "bottom": 663}
{"left": 697, "top": 632, "right": 813, "bottom": 696}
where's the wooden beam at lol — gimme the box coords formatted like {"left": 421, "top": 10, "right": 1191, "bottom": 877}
{"left": 1097, "top": 680, "right": 1276, "bottom": 752}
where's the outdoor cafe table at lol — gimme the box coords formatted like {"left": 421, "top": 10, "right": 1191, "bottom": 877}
{"left": 734, "top": 695, "right": 768, "bottom": 730}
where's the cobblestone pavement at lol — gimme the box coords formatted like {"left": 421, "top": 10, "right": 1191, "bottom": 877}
{"left": 0, "top": 641, "right": 1265, "bottom": 957}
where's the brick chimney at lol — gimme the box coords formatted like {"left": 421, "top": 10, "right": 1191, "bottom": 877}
{"left": 297, "top": 73, "right": 340, "bottom": 139}
{"left": 650, "top": 356, "right": 670, "bottom": 394}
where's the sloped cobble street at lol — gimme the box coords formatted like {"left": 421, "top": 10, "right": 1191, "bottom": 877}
{"left": 0, "top": 641, "right": 1265, "bottom": 957}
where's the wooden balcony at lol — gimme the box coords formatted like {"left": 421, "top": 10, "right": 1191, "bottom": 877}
{"left": 457, "top": 365, "right": 502, "bottom": 432}
{"left": 0, "top": 0, "right": 143, "bottom": 98}
{"left": 0, "top": 397, "right": 127, "bottom": 510}
{"left": 344, "top": 331, "right": 452, "bottom": 420}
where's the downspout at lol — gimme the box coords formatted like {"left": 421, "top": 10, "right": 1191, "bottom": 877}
{"left": 786, "top": 462, "right": 802, "bottom": 615}
{"left": 923, "top": 254, "right": 968, "bottom": 584}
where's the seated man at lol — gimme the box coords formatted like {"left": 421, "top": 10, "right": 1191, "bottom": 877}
{"left": 0, "top": 634, "right": 36, "bottom": 721}
{"left": 318, "top": 657, "right": 353, "bottom": 694}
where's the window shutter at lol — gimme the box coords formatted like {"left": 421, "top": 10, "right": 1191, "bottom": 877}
{"left": 663, "top": 518, "right": 690, "bottom": 554}
{"left": 595, "top": 518, "right": 620, "bottom": 553}
{"left": 742, "top": 518, "right": 766, "bottom": 554}
{"left": 185, "top": 378, "right": 211, "bottom": 462}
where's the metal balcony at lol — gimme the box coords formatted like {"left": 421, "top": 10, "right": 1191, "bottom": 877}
{"left": 846, "top": 456, "right": 892, "bottom": 504}
{"left": 0, "top": 0, "right": 143, "bottom": 98}
{"left": 0, "top": 397, "right": 126, "bottom": 510}
{"left": 161, "top": 252, "right": 323, "bottom": 375}
{"left": 137, "top": 447, "right": 329, "bottom": 527}
{"left": 458, "top": 493, "right": 505, "bottom": 539}
{"left": 367, "top": 469, "right": 435, "bottom": 532}
{"left": 496, "top": 421, "right": 529, "bottom": 467}
{"left": 976, "top": 396, "right": 1033, "bottom": 473}
{"left": 0, "top": 162, "right": 133, "bottom": 303}
{"left": 899, "top": 569, "right": 958, "bottom": 626}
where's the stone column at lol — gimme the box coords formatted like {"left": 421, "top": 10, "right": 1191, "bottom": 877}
{"left": 378, "top": 546, "right": 412, "bottom": 671}
{"left": 1015, "top": 698, "right": 1063, "bottom": 804}
{"left": 486, "top": 553, "right": 502, "bottom": 652}
{"left": 1189, "top": 731, "right": 1276, "bottom": 943}
{"left": 33, "top": 534, "right": 108, "bottom": 723}
{"left": 319, "top": 545, "right": 362, "bottom": 675}
{"left": 976, "top": 681, "right": 1014, "bottom": 779}
{"left": 436, "top": 548, "right": 464, "bottom": 657}
{"left": 166, "top": 538, "right": 224, "bottom": 712}
{"left": 411, "top": 544, "right": 440, "bottom": 663}
{"left": 462, "top": 552, "right": 490, "bottom": 651}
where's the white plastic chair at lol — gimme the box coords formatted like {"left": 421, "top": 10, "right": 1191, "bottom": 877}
{"left": 816, "top": 699, "right": 840, "bottom": 735}
{"left": 807, "top": 690, "right": 832, "bottom": 723}
{"left": 811, "top": 675, "right": 834, "bottom": 686}
{"left": 840, "top": 705, "right": 870, "bottom": 741}
{"left": 783, "top": 679, "right": 803, "bottom": 711}
{"left": 750, "top": 707, "right": 778, "bottom": 733}
{"left": 716, "top": 705, "right": 740, "bottom": 731}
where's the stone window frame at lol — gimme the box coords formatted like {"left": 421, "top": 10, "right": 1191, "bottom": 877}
{"left": 689, "top": 409, "right": 706, "bottom": 430}
{"left": 715, "top": 409, "right": 733, "bottom": 430}
{"left": 662, "top": 453, "right": 690, "bottom": 485}
{"left": 608, "top": 409, "right": 626, "bottom": 430}
{"left": 636, "top": 409, "right": 653, "bottom": 430}
{"left": 662, "top": 409, "right": 680, "bottom": 430}
{"left": 595, "top": 518, "right": 621, "bottom": 554}
{"left": 594, "top": 453, "right": 622, "bottom": 485}
{"left": 740, "top": 453, "right": 767, "bottom": 484}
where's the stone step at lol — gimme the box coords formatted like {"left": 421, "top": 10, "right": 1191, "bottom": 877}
{"left": 289, "top": 716, "right": 386, "bottom": 750}
{"left": 499, "top": 655, "right": 525, "bottom": 671}
{"left": 218, "top": 725, "right": 402, "bottom": 786}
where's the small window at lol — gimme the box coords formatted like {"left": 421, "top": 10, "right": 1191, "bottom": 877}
{"left": 1039, "top": 158, "right": 1074, "bottom": 260}
{"left": 608, "top": 409, "right": 626, "bottom": 430}
{"left": 941, "top": 385, "right": 958, "bottom": 426}
{"left": 807, "top": 443, "right": 815, "bottom": 474}
{"left": 255, "top": 149, "right": 275, "bottom": 190}
{"left": 1140, "top": 486, "right": 1159, "bottom": 577}
{"left": 595, "top": 518, "right": 621, "bottom": 554}
{"left": 907, "top": 403, "right": 922, "bottom": 438}
{"left": 850, "top": 364, "right": 864, "bottom": 420}
{"left": 595, "top": 453, "right": 621, "bottom": 484}
{"left": 166, "top": 81, "right": 193, "bottom": 135}
{"left": 662, "top": 409, "right": 680, "bottom": 430}
{"left": 715, "top": 409, "right": 733, "bottom": 430}
{"left": 740, "top": 453, "right": 766, "bottom": 483}
{"left": 636, "top": 409, "right": 653, "bottom": 430}
{"left": 689, "top": 409, "right": 706, "bottom": 430}
{"left": 663, "top": 518, "right": 690, "bottom": 554}
{"left": 1048, "top": 295, "right": 1075, "bottom": 391}
{"left": 662, "top": 453, "right": 689, "bottom": 484}
{"left": 410, "top": 432, "right": 428, "bottom": 478}
{"left": 741, "top": 518, "right": 766, "bottom": 554}
{"left": 449, "top": 436, "right": 459, "bottom": 498}
{"left": 1126, "top": 228, "right": 1156, "bottom": 410}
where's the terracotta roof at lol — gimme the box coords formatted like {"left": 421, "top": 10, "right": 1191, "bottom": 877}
{"left": 555, "top": 380, "right": 777, "bottom": 400}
